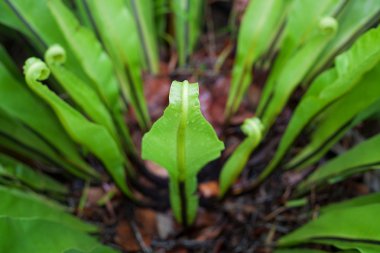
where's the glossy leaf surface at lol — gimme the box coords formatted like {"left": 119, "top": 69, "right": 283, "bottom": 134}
{"left": 142, "top": 81, "right": 224, "bottom": 224}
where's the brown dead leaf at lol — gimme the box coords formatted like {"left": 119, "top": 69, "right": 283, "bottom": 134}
{"left": 199, "top": 181, "right": 220, "bottom": 198}
{"left": 145, "top": 160, "right": 168, "bottom": 178}
{"left": 115, "top": 209, "right": 157, "bottom": 251}
{"left": 115, "top": 220, "right": 140, "bottom": 252}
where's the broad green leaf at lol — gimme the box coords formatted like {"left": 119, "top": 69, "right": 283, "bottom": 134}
{"left": 0, "top": 154, "right": 67, "bottom": 194}
{"left": 260, "top": 26, "right": 380, "bottom": 182}
{"left": 128, "top": 0, "right": 160, "bottom": 73}
{"left": 298, "top": 133, "right": 380, "bottom": 191}
{"left": 83, "top": 0, "right": 150, "bottom": 130}
{"left": 0, "top": 61, "right": 95, "bottom": 178}
{"left": 219, "top": 118, "right": 263, "bottom": 197}
{"left": 23, "top": 57, "right": 131, "bottom": 197}
{"left": 170, "top": 0, "right": 203, "bottom": 67}
{"left": 225, "top": 0, "right": 284, "bottom": 119}
{"left": 286, "top": 65, "right": 380, "bottom": 170}
{"left": 0, "top": 186, "right": 96, "bottom": 232}
{"left": 142, "top": 81, "right": 224, "bottom": 224}
{"left": 142, "top": 81, "right": 224, "bottom": 178}
{"left": 0, "top": 217, "right": 117, "bottom": 253}
{"left": 279, "top": 203, "right": 380, "bottom": 248}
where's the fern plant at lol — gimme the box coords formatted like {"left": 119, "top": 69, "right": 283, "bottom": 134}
{"left": 0, "top": 0, "right": 380, "bottom": 252}
{"left": 142, "top": 80, "right": 224, "bottom": 225}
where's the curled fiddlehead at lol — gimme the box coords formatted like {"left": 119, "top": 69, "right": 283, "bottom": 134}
{"left": 219, "top": 117, "right": 263, "bottom": 197}
{"left": 24, "top": 57, "right": 50, "bottom": 85}
{"left": 45, "top": 44, "right": 67, "bottom": 65}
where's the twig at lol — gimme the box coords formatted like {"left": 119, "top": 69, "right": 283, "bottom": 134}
{"left": 129, "top": 219, "right": 153, "bottom": 253}
{"left": 124, "top": 204, "right": 152, "bottom": 253}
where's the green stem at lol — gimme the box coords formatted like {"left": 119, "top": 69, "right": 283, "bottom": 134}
{"left": 178, "top": 181, "right": 188, "bottom": 227}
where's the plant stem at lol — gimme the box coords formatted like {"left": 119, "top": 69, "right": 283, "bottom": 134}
{"left": 179, "top": 181, "right": 188, "bottom": 227}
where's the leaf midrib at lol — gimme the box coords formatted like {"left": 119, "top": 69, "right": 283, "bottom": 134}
{"left": 177, "top": 82, "right": 188, "bottom": 181}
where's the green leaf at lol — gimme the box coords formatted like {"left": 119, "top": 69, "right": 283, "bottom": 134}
{"left": 46, "top": 0, "right": 120, "bottom": 112}
{"left": 0, "top": 186, "right": 96, "bottom": 232}
{"left": 0, "top": 44, "right": 21, "bottom": 80}
{"left": 0, "top": 109, "right": 89, "bottom": 179}
{"left": 0, "top": 60, "right": 96, "bottom": 178}
{"left": 45, "top": 45, "right": 119, "bottom": 143}
{"left": 4, "top": 0, "right": 138, "bottom": 139}
{"left": 142, "top": 81, "right": 224, "bottom": 177}
{"left": 83, "top": 0, "right": 150, "bottom": 130}
{"left": 219, "top": 118, "right": 263, "bottom": 197}
{"left": 170, "top": 0, "right": 203, "bottom": 67}
{"left": 298, "top": 133, "right": 380, "bottom": 191}
{"left": 64, "top": 247, "right": 119, "bottom": 253}
{"left": 320, "top": 193, "right": 380, "bottom": 214}
{"left": 260, "top": 25, "right": 380, "bottom": 182}
{"left": 0, "top": 216, "right": 118, "bottom": 253}
{"left": 225, "top": 0, "right": 284, "bottom": 119}
{"left": 275, "top": 250, "right": 328, "bottom": 253}
{"left": 3, "top": 0, "right": 90, "bottom": 79}
{"left": 259, "top": 13, "right": 339, "bottom": 130}
{"left": 306, "top": 0, "right": 380, "bottom": 82}
{"left": 312, "top": 240, "right": 380, "bottom": 253}
{"left": 0, "top": 1, "right": 44, "bottom": 51}
{"left": 0, "top": 154, "right": 67, "bottom": 194}
{"left": 23, "top": 57, "right": 131, "bottom": 197}
{"left": 142, "top": 81, "right": 224, "bottom": 224}
{"left": 128, "top": 0, "right": 160, "bottom": 73}
{"left": 286, "top": 64, "right": 380, "bottom": 170}
{"left": 279, "top": 202, "right": 380, "bottom": 253}
{"left": 257, "top": 0, "right": 340, "bottom": 116}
